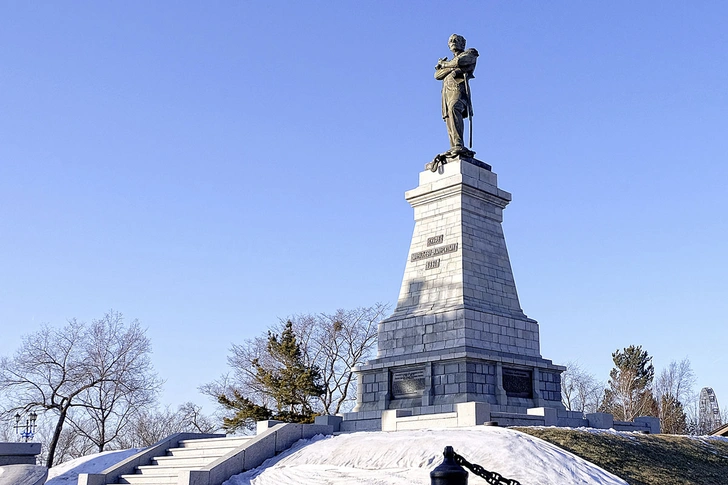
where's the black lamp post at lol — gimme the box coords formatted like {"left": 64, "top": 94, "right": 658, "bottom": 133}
{"left": 14, "top": 411, "right": 38, "bottom": 442}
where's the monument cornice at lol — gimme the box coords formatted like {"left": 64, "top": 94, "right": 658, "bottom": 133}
{"left": 405, "top": 181, "right": 511, "bottom": 212}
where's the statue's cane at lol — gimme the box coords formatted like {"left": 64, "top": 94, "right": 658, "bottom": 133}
{"left": 463, "top": 75, "right": 473, "bottom": 149}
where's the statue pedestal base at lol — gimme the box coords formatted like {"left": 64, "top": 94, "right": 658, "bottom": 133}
{"left": 350, "top": 159, "right": 564, "bottom": 421}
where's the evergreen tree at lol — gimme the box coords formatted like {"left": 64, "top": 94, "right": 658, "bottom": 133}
{"left": 600, "top": 345, "right": 658, "bottom": 421}
{"left": 217, "top": 390, "right": 272, "bottom": 431}
{"left": 217, "top": 321, "right": 324, "bottom": 431}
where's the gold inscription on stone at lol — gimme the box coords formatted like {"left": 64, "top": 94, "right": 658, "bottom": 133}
{"left": 425, "top": 259, "right": 441, "bottom": 270}
{"left": 410, "top": 243, "right": 458, "bottom": 262}
{"left": 427, "top": 235, "right": 444, "bottom": 246}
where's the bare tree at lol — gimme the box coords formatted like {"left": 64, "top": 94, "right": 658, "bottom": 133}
{"left": 112, "top": 406, "right": 178, "bottom": 449}
{"left": 654, "top": 358, "right": 695, "bottom": 405}
{"left": 654, "top": 358, "right": 695, "bottom": 434}
{"left": 203, "top": 304, "right": 388, "bottom": 421}
{"left": 289, "top": 305, "right": 387, "bottom": 414}
{"left": 561, "top": 361, "right": 603, "bottom": 414}
{"left": 176, "top": 402, "right": 219, "bottom": 434}
{"left": 0, "top": 319, "right": 89, "bottom": 466}
{"left": 0, "top": 413, "right": 15, "bottom": 442}
{"left": 0, "top": 311, "right": 159, "bottom": 466}
{"left": 4, "top": 403, "right": 90, "bottom": 465}
{"left": 66, "top": 313, "right": 161, "bottom": 452}
{"left": 49, "top": 422, "right": 95, "bottom": 465}
{"left": 114, "top": 402, "right": 220, "bottom": 449}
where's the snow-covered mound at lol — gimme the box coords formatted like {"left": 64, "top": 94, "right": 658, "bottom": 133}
{"left": 0, "top": 464, "right": 47, "bottom": 485}
{"left": 224, "top": 426, "right": 628, "bottom": 485}
{"left": 46, "top": 448, "right": 141, "bottom": 485}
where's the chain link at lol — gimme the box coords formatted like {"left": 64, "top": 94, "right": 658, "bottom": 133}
{"left": 453, "top": 451, "right": 522, "bottom": 485}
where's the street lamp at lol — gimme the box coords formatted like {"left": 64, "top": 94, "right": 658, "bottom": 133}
{"left": 14, "top": 411, "right": 38, "bottom": 442}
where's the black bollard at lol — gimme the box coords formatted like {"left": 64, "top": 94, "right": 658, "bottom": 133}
{"left": 430, "top": 446, "right": 468, "bottom": 485}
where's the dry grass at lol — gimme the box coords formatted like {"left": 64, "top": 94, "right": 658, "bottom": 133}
{"left": 512, "top": 427, "right": 728, "bottom": 485}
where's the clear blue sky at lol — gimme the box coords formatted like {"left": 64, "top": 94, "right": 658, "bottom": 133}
{"left": 2, "top": 2, "right": 726, "bottom": 414}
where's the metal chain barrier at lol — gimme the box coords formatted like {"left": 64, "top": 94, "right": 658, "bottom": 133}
{"left": 452, "top": 451, "right": 522, "bottom": 485}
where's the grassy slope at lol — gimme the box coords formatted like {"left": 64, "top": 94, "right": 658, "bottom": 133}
{"left": 513, "top": 427, "right": 728, "bottom": 485}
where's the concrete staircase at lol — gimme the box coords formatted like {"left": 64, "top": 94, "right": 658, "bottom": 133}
{"left": 112, "top": 436, "right": 250, "bottom": 485}
{"left": 80, "top": 421, "right": 337, "bottom": 485}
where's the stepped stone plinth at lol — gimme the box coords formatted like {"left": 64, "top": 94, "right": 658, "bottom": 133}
{"left": 352, "top": 158, "right": 564, "bottom": 417}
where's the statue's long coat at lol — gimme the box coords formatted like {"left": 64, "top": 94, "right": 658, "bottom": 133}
{"left": 438, "top": 48, "right": 479, "bottom": 120}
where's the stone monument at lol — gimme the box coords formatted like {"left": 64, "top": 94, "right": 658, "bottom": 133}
{"left": 350, "top": 35, "right": 564, "bottom": 422}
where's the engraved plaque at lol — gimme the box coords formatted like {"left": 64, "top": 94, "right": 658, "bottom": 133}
{"left": 410, "top": 243, "right": 459, "bottom": 262}
{"left": 427, "top": 235, "right": 444, "bottom": 246}
{"left": 425, "top": 258, "right": 440, "bottom": 270}
{"left": 391, "top": 369, "right": 425, "bottom": 398}
{"left": 503, "top": 368, "right": 532, "bottom": 398}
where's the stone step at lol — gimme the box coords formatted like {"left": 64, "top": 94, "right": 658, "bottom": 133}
{"left": 490, "top": 412, "right": 546, "bottom": 426}
{"left": 151, "top": 455, "right": 215, "bottom": 468}
{"left": 491, "top": 411, "right": 545, "bottom": 420}
{"left": 167, "top": 438, "right": 250, "bottom": 456}
{"left": 135, "top": 464, "right": 205, "bottom": 476}
{"left": 177, "top": 436, "right": 250, "bottom": 449}
{"left": 110, "top": 436, "right": 254, "bottom": 485}
{"left": 116, "top": 472, "right": 178, "bottom": 485}
{"left": 166, "top": 444, "right": 238, "bottom": 458}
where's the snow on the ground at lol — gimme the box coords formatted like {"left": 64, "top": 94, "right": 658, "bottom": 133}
{"left": 50, "top": 426, "right": 712, "bottom": 484}
{"left": 45, "top": 448, "right": 141, "bottom": 484}
{"left": 223, "top": 426, "right": 628, "bottom": 485}
{"left": 0, "top": 464, "right": 47, "bottom": 485}
{"left": 692, "top": 435, "right": 728, "bottom": 443}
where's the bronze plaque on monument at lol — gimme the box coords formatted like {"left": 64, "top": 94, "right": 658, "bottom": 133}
{"left": 503, "top": 368, "right": 532, "bottom": 398}
{"left": 391, "top": 369, "right": 426, "bottom": 398}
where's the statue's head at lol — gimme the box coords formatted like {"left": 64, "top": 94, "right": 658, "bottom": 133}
{"left": 448, "top": 34, "right": 466, "bottom": 52}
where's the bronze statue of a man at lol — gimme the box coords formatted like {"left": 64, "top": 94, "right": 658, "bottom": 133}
{"left": 435, "top": 34, "right": 479, "bottom": 157}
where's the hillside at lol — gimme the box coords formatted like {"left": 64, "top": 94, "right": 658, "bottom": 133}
{"left": 40, "top": 426, "right": 728, "bottom": 485}
{"left": 515, "top": 427, "right": 728, "bottom": 485}
{"left": 224, "top": 426, "right": 627, "bottom": 484}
